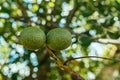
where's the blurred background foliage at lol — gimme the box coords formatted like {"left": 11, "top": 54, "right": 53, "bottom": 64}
{"left": 0, "top": 0, "right": 120, "bottom": 80}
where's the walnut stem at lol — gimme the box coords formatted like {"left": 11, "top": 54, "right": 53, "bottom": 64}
{"left": 47, "top": 48, "right": 84, "bottom": 80}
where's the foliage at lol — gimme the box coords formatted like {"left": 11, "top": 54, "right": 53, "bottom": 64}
{"left": 0, "top": 0, "right": 120, "bottom": 80}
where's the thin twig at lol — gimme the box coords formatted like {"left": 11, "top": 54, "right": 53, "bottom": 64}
{"left": 64, "top": 56, "right": 120, "bottom": 65}
{"left": 47, "top": 48, "right": 84, "bottom": 80}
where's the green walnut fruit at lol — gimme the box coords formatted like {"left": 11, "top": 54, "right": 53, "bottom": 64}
{"left": 20, "top": 27, "right": 46, "bottom": 50}
{"left": 47, "top": 28, "right": 72, "bottom": 50}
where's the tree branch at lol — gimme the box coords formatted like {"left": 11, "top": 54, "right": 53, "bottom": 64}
{"left": 0, "top": 16, "right": 30, "bottom": 21}
{"left": 47, "top": 48, "right": 84, "bottom": 80}
{"left": 65, "top": 0, "right": 79, "bottom": 28}
{"left": 16, "top": 0, "right": 27, "bottom": 16}
{"left": 38, "top": 49, "right": 49, "bottom": 65}
{"left": 16, "top": 0, "right": 31, "bottom": 24}
{"left": 64, "top": 56, "right": 120, "bottom": 65}
{"left": 0, "top": 16, "right": 43, "bottom": 26}
{"left": 50, "top": 0, "right": 58, "bottom": 28}
{"left": 96, "top": 38, "right": 120, "bottom": 45}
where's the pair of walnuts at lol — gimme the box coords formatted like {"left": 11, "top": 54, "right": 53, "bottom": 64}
{"left": 20, "top": 27, "right": 72, "bottom": 51}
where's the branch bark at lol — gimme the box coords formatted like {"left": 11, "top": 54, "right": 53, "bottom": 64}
{"left": 47, "top": 48, "right": 84, "bottom": 80}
